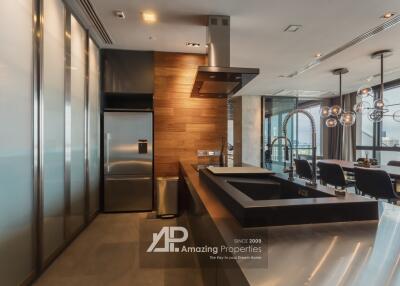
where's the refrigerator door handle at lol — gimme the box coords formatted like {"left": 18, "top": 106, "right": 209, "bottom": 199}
{"left": 106, "top": 132, "right": 111, "bottom": 173}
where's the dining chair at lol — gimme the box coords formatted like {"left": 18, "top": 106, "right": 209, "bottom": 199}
{"left": 317, "top": 161, "right": 354, "bottom": 190}
{"left": 388, "top": 160, "right": 400, "bottom": 167}
{"left": 387, "top": 161, "right": 400, "bottom": 193}
{"left": 354, "top": 167, "right": 400, "bottom": 203}
{"left": 294, "top": 159, "right": 313, "bottom": 182}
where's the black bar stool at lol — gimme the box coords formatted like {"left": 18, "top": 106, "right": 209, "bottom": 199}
{"left": 387, "top": 161, "right": 400, "bottom": 193}
{"left": 294, "top": 159, "right": 313, "bottom": 182}
{"left": 317, "top": 161, "right": 355, "bottom": 190}
{"left": 354, "top": 167, "right": 400, "bottom": 203}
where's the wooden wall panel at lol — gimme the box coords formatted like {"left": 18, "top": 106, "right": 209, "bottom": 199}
{"left": 154, "top": 52, "right": 227, "bottom": 177}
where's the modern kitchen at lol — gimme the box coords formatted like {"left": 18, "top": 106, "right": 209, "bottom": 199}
{"left": 2, "top": 0, "right": 400, "bottom": 285}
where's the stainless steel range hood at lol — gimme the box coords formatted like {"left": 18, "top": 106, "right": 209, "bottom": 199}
{"left": 191, "top": 15, "right": 259, "bottom": 98}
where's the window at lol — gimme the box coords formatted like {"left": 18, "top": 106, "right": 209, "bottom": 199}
{"left": 293, "top": 104, "right": 321, "bottom": 158}
{"left": 356, "top": 83, "right": 400, "bottom": 164}
{"left": 262, "top": 97, "right": 322, "bottom": 171}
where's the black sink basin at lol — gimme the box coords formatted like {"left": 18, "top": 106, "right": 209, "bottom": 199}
{"left": 228, "top": 181, "right": 334, "bottom": 201}
{"left": 199, "top": 169, "right": 378, "bottom": 227}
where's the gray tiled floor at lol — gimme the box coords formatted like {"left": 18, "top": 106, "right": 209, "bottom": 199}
{"left": 34, "top": 213, "right": 204, "bottom": 286}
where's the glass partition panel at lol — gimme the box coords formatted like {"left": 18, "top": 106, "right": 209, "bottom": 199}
{"left": 379, "top": 86, "right": 400, "bottom": 164}
{"left": 293, "top": 104, "right": 321, "bottom": 158}
{"left": 356, "top": 85, "right": 400, "bottom": 164}
{"left": 0, "top": 0, "right": 34, "bottom": 284}
{"left": 356, "top": 95, "right": 374, "bottom": 147}
{"left": 381, "top": 87, "right": 400, "bottom": 147}
{"left": 263, "top": 97, "right": 297, "bottom": 171}
{"left": 67, "top": 15, "right": 86, "bottom": 237}
{"left": 263, "top": 97, "right": 323, "bottom": 171}
{"left": 88, "top": 38, "right": 100, "bottom": 217}
{"left": 42, "top": 0, "right": 66, "bottom": 263}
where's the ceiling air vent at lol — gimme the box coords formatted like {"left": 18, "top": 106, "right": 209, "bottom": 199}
{"left": 286, "top": 14, "right": 400, "bottom": 78}
{"left": 272, "top": 89, "right": 333, "bottom": 98}
{"left": 79, "top": 0, "right": 113, "bottom": 44}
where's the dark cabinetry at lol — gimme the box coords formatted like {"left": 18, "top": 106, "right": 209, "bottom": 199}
{"left": 103, "top": 49, "right": 154, "bottom": 94}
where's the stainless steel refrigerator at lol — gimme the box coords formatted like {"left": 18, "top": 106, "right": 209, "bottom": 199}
{"left": 104, "top": 112, "right": 153, "bottom": 212}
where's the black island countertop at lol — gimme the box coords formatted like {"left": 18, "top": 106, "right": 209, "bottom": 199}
{"left": 199, "top": 167, "right": 378, "bottom": 227}
{"left": 179, "top": 161, "right": 400, "bottom": 286}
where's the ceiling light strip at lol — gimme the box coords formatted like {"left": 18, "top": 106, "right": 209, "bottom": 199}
{"left": 286, "top": 15, "right": 400, "bottom": 78}
{"left": 79, "top": 0, "right": 113, "bottom": 44}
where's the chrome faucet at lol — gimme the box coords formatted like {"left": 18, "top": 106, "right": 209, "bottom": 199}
{"left": 269, "top": 136, "right": 294, "bottom": 181}
{"left": 282, "top": 109, "right": 317, "bottom": 186}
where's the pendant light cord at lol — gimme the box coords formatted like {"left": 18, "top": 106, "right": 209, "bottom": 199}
{"left": 380, "top": 53, "right": 384, "bottom": 100}
{"left": 340, "top": 72, "right": 343, "bottom": 109}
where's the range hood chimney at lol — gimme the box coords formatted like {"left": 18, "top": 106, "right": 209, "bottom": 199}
{"left": 191, "top": 15, "right": 259, "bottom": 98}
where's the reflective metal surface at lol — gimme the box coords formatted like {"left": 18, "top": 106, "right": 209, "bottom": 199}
{"left": 87, "top": 37, "right": 101, "bottom": 219}
{"left": 104, "top": 112, "right": 153, "bottom": 175}
{"left": 104, "top": 112, "right": 153, "bottom": 211}
{"left": 0, "top": 1, "right": 35, "bottom": 284}
{"left": 156, "top": 177, "right": 179, "bottom": 217}
{"left": 191, "top": 16, "right": 259, "bottom": 98}
{"left": 41, "top": 0, "right": 66, "bottom": 268}
{"left": 33, "top": 0, "right": 42, "bottom": 275}
{"left": 104, "top": 176, "right": 153, "bottom": 212}
{"left": 64, "top": 8, "right": 72, "bottom": 239}
{"left": 283, "top": 109, "right": 317, "bottom": 185}
{"left": 182, "top": 162, "right": 400, "bottom": 286}
{"left": 234, "top": 202, "right": 400, "bottom": 286}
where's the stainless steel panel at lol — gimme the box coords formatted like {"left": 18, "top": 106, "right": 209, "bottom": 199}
{"left": 41, "top": 0, "right": 66, "bottom": 267}
{"left": 0, "top": 0, "right": 35, "bottom": 284}
{"left": 104, "top": 176, "right": 153, "bottom": 212}
{"left": 104, "top": 112, "right": 153, "bottom": 175}
{"left": 156, "top": 177, "right": 178, "bottom": 217}
{"left": 88, "top": 37, "right": 100, "bottom": 218}
{"left": 66, "top": 14, "right": 86, "bottom": 238}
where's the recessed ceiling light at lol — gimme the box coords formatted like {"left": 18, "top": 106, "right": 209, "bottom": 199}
{"left": 315, "top": 53, "right": 323, "bottom": 58}
{"left": 142, "top": 11, "right": 157, "bottom": 24}
{"left": 186, "top": 42, "right": 200, "bottom": 47}
{"left": 284, "top": 25, "right": 302, "bottom": 32}
{"left": 382, "top": 12, "right": 396, "bottom": 19}
{"left": 114, "top": 10, "right": 125, "bottom": 19}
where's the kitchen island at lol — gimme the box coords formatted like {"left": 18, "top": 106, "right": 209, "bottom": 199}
{"left": 179, "top": 161, "right": 400, "bottom": 286}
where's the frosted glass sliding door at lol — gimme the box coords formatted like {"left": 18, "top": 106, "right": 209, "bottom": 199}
{"left": 88, "top": 38, "right": 100, "bottom": 217}
{"left": 0, "top": 0, "right": 34, "bottom": 285}
{"left": 66, "top": 15, "right": 86, "bottom": 237}
{"left": 41, "top": 0, "right": 66, "bottom": 264}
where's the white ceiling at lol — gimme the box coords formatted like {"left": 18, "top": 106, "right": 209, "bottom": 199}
{"left": 88, "top": 0, "right": 400, "bottom": 97}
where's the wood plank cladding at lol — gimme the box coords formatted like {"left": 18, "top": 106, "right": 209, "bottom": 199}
{"left": 154, "top": 52, "right": 227, "bottom": 177}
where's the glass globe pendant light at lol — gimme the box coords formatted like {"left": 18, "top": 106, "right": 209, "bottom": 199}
{"left": 329, "top": 105, "right": 342, "bottom": 117}
{"left": 332, "top": 68, "right": 355, "bottom": 127}
{"left": 357, "top": 86, "right": 373, "bottom": 98}
{"left": 368, "top": 50, "right": 393, "bottom": 122}
{"left": 393, "top": 110, "right": 400, "bottom": 122}
{"left": 325, "top": 117, "right": 338, "bottom": 127}
{"left": 323, "top": 68, "right": 348, "bottom": 128}
{"left": 340, "top": 111, "right": 356, "bottom": 126}
{"left": 374, "top": 99, "right": 385, "bottom": 109}
{"left": 319, "top": 106, "right": 330, "bottom": 118}
{"left": 354, "top": 50, "right": 400, "bottom": 123}
{"left": 368, "top": 109, "right": 384, "bottom": 122}
{"left": 353, "top": 101, "right": 371, "bottom": 114}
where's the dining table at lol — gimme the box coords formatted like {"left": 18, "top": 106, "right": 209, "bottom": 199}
{"left": 319, "top": 159, "right": 400, "bottom": 180}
